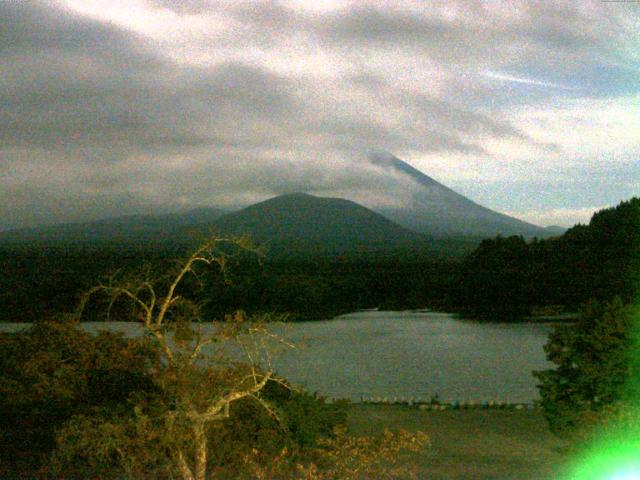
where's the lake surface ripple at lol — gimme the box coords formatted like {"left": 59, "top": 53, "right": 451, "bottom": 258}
{"left": 1, "top": 310, "right": 554, "bottom": 402}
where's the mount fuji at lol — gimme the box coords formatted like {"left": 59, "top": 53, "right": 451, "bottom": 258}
{"left": 366, "top": 153, "right": 554, "bottom": 238}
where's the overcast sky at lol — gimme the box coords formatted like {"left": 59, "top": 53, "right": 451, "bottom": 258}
{"left": 1, "top": 0, "right": 638, "bottom": 230}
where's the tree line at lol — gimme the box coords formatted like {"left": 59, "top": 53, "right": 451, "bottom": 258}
{"left": 0, "top": 243, "right": 458, "bottom": 323}
{"left": 450, "top": 197, "right": 640, "bottom": 320}
{"left": 1, "top": 197, "right": 637, "bottom": 324}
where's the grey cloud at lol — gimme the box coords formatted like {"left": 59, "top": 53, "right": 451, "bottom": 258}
{"left": 150, "top": 0, "right": 217, "bottom": 15}
{"left": 322, "top": 5, "right": 455, "bottom": 45}
{"left": 1, "top": 0, "right": 637, "bottom": 229}
{"left": 0, "top": 0, "right": 301, "bottom": 151}
{"left": 154, "top": 1, "right": 636, "bottom": 94}
{"left": 190, "top": 62, "right": 302, "bottom": 120}
{"left": 0, "top": 1, "right": 174, "bottom": 149}
{"left": 0, "top": 1, "right": 160, "bottom": 66}
{"left": 0, "top": 184, "right": 162, "bottom": 231}
{"left": 144, "top": 147, "right": 421, "bottom": 210}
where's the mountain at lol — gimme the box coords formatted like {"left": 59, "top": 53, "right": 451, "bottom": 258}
{"left": 1, "top": 154, "right": 561, "bottom": 249}
{"left": 0, "top": 208, "right": 227, "bottom": 244}
{"left": 212, "top": 192, "right": 449, "bottom": 257}
{"left": 0, "top": 193, "right": 478, "bottom": 257}
{"left": 368, "top": 153, "right": 553, "bottom": 238}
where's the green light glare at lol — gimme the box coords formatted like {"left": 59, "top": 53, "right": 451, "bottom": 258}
{"left": 611, "top": 469, "right": 640, "bottom": 480}
{"left": 562, "top": 435, "right": 640, "bottom": 479}
{"left": 561, "top": 302, "right": 640, "bottom": 480}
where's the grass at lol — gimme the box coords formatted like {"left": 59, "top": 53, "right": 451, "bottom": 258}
{"left": 348, "top": 404, "right": 571, "bottom": 480}
{"left": 0, "top": 403, "right": 570, "bottom": 479}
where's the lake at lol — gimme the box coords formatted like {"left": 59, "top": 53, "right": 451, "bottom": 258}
{"left": 0, "top": 310, "right": 554, "bottom": 403}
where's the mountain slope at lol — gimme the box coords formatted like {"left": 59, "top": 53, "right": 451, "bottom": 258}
{"left": 0, "top": 155, "right": 560, "bottom": 248}
{"left": 368, "top": 153, "right": 555, "bottom": 238}
{"left": 213, "top": 192, "right": 443, "bottom": 257}
{"left": 0, "top": 208, "right": 227, "bottom": 244}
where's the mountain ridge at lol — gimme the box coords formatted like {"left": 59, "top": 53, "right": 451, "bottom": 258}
{"left": 0, "top": 208, "right": 227, "bottom": 243}
{"left": 368, "top": 153, "right": 555, "bottom": 238}
{"left": 211, "top": 192, "right": 442, "bottom": 257}
{"left": 0, "top": 155, "right": 565, "bottom": 249}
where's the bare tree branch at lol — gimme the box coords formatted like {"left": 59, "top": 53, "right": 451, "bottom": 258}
{"left": 74, "top": 237, "right": 294, "bottom": 480}
{"left": 202, "top": 371, "right": 273, "bottom": 421}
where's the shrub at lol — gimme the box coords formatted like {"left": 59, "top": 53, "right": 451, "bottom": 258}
{"left": 53, "top": 377, "right": 350, "bottom": 478}
{"left": 238, "top": 427, "right": 429, "bottom": 480}
{"left": 534, "top": 298, "right": 638, "bottom": 439}
{"left": 0, "top": 319, "right": 157, "bottom": 474}
{"left": 205, "top": 380, "right": 349, "bottom": 471}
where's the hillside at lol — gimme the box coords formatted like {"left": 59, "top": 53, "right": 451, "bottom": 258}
{"left": 0, "top": 208, "right": 227, "bottom": 245}
{"left": 451, "top": 197, "right": 640, "bottom": 319}
{"left": 213, "top": 193, "right": 448, "bottom": 257}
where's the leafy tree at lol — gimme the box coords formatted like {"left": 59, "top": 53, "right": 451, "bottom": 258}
{"left": 0, "top": 319, "right": 157, "bottom": 474}
{"left": 64, "top": 238, "right": 296, "bottom": 480}
{"left": 2, "top": 238, "right": 426, "bottom": 478}
{"left": 451, "top": 197, "right": 640, "bottom": 320}
{"left": 534, "top": 298, "right": 639, "bottom": 438}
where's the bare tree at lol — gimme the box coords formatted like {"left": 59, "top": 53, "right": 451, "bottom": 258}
{"left": 76, "top": 237, "right": 291, "bottom": 480}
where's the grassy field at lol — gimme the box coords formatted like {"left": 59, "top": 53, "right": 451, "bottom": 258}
{"left": 348, "top": 404, "right": 572, "bottom": 480}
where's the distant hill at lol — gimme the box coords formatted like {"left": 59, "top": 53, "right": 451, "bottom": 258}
{"left": 212, "top": 192, "right": 460, "bottom": 257}
{"left": 1, "top": 153, "right": 566, "bottom": 247}
{"left": 368, "top": 153, "right": 555, "bottom": 238}
{"left": 0, "top": 208, "right": 227, "bottom": 245}
{"left": 1, "top": 153, "right": 569, "bottom": 255}
{"left": 0, "top": 194, "right": 477, "bottom": 258}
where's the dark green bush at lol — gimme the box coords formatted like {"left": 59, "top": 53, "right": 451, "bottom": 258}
{"left": 0, "top": 320, "right": 157, "bottom": 474}
{"left": 209, "top": 379, "right": 349, "bottom": 466}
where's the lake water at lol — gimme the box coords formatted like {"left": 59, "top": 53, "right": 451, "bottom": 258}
{"left": 0, "top": 310, "right": 554, "bottom": 403}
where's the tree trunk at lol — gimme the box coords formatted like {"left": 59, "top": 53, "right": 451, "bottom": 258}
{"left": 176, "top": 448, "right": 195, "bottom": 480}
{"left": 194, "top": 421, "right": 208, "bottom": 480}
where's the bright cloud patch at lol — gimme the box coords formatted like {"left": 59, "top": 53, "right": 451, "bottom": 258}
{"left": 506, "top": 206, "right": 607, "bottom": 228}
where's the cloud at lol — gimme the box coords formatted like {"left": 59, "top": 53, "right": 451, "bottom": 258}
{"left": 483, "top": 71, "right": 569, "bottom": 89}
{"left": 505, "top": 206, "right": 608, "bottom": 228}
{"left": 1, "top": 0, "right": 639, "bottom": 230}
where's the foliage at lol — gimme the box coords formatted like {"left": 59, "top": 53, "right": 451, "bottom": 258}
{"left": 52, "top": 400, "right": 176, "bottom": 479}
{"left": 200, "top": 256, "right": 458, "bottom": 321}
{"left": 0, "top": 241, "right": 460, "bottom": 323}
{"left": 453, "top": 197, "right": 640, "bottom": 320}
{"left": 53, "top": 380, "right": 351, "bottom": 478}
{"left": 260, "top": 380, "right": 349, "bottom": 448}
{"left": 455, "top": 235, "right": 532, "bottom": 320}
{"left": 0, "top": 242, "right": 182, "bottom": 322}
{"left": 238, "top": 427, "right": 429, "bottom": 480}
{"left": 534, "top": 298, "right": 639, "bottom": 439}
{"left": 207, "top": 379, "right": 349, "bottom": 466}
{"left": 0, "top": 319, "right": 157, "bottom": 473}
{"left": 42, "top": 238, "right": 357, "bottom": 480}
